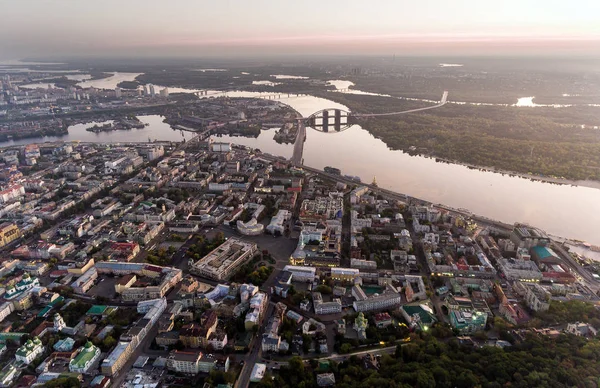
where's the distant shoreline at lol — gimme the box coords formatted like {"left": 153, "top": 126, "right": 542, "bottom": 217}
{"left": 429, "top": 156, "right": 600, "bottom": 190}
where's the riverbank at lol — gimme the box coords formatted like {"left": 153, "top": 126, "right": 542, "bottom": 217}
{"left": 430, "top": 157, "right": 600, "bottom": 191}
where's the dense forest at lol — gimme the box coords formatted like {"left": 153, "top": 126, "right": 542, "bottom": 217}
{"left": 256, "top": 333, "right": 600, "bottom": 388}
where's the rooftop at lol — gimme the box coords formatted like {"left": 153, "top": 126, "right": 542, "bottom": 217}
{"left": 70, "top": 342, "right": 99, "bottom": 368}
{"left": 86, "top": 305, "right": 108, "bottom": 315}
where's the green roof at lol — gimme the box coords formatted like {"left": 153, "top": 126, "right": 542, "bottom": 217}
{"left": 86, "top": 305, "right": 108, "bottom": 315}
{"left": 318, "top": 360, "right": 330, "bottom": 371}
{"left": 0, "top": 332, "right": 26, "bottom": 344}
{"left": 48, "top": 296, "right": 65, "bottom": 307}
{"left": 70, "top": 342, "right": 99, "bottom": 368}
{"left": 402, "top": 305, "right": 437, "bottom": 324}
{"left": 16, "top": 337, "right": 42, "bottom": 357}
{"left": 37, "top": 306, "right": 52, "bottom": 318}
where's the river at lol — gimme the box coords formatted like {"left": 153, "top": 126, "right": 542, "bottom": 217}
{"left": 4, "top": 72, "right": 600, "bottom": 247}
{"left": 77, "top": 72, "right": 142, "bottom": 89}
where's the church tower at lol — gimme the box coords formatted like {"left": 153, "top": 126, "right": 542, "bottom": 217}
{"left": 54, "top": 313, "right": 66, "bottom": 333}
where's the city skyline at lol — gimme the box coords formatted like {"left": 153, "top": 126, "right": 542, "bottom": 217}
{"left": 1, "top": 0, "right": 599, "bottom": 59}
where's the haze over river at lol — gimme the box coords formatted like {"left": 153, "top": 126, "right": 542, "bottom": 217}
{"left": 5, "top": 72, "right": 600, "bottom": 246}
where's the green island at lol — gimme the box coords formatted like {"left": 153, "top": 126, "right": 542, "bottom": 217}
{"left": 323, "top": 92, "right": 600, "bottom": 182}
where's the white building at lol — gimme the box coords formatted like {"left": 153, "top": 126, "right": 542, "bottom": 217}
{"left": 71, "top": 267, "right": 98, "bottom": 294}
{"left": 350, "top": 186, "right": 368, "bottom": 205}
{"left": 15, "top": 337, "right": 44, "bottom": 365}
{"left": 237, "top": 218, "right": 264, "bottom": 236}
{"left": 190, "top": 238, "right": 257, "bottom": 280}
{"left": 353, "top": 285, "right": 403, "bottom": 313}
{"left": 0, "top": 364, "right": 18, "bottom": 387}
{"left": 350, "top": 258, "right": 377, "bottom": 270}
{"left": 69, "top": 342, "right": 101, "bottom": 373}
{"left": 282, "top": 265, "right": 316, "bottom": 282}
{"left": 0, "top": 302, "right": 14, "bottom": 323}
{"left": 250, "top": 363, "right": 266, "bottom": 383}
{"left": 312, "top": 292, "right": 342, "bottom": 315}
{"left": 524, "top": 283, "right": 550, "bottom": 312}
{"left": 0, "top": 184, "right": 25, "bottom": 204}
{"left": 266, "top": 210, "right": 290, "bottom": 235}
{"left": 565, "top": 322, "right": 598, "bottom": 337}
{"left": 331, "top": 267, "right": 360, "bottom": 282}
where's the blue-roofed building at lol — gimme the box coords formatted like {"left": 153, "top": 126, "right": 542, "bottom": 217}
{"left": 54, "top": 337, "right": 75, "bottom": 352}
{"left": 531, "top": 246, "right": 561, "bottom": 263}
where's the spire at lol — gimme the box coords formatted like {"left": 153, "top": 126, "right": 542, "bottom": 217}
{"left": 371, "top": 176, "right": 378, "bottom": 187}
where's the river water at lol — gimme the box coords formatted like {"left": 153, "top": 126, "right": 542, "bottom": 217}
{"left": 4, "top": 72, "right": 600, "bottom": 246}
{"left": 77, "top": 72, "right": 142, "bottom": 89}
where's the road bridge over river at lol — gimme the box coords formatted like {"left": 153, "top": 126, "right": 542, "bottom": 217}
{"left": 290, "top": 90, "right": 448, "bottom": 165}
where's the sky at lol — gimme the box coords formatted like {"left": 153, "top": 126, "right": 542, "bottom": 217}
{"left": 1, "top": 0, "right": 599, "bottom": 59}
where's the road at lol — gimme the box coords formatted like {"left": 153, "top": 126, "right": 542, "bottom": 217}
{"left": 290, "top": 120, "right": 306, "bottom": 166}
{"left": 263, "top": 345, "right": 400, "bottom": 369}
{"left": 235, "top": 301, "right": 275, "bottom": 388}
{"left": 110, "top": 323, "right": 161, "bottom": 387}
{"left": 552, "top": 243, "right": 600, "bottom": 292}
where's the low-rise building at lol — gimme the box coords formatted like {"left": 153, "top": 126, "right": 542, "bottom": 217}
{"left": 15, "top": 337, "right": 44, "bottom": 365}
{"left": 71, "top": 268, "right": 98, "bottom": 294}
{"left": 330, "top": 267, "right": 360, "bottom": 282}
{"left": 449, "top": 309, "right": 488, "bottom": 335}
{"left": 69, "top": 342, "right": 101, "bottom": 374}
{"left": 312, "top": 292, "right": 342, "bottom": 315}
{"left": 282, "top": 265, "right": 316, "bottom": 282}
{"left": 266, "top": 210, "right": 290, "bottom": 235}
{"left": 101, "top": 341, "right": 133, "bottom": 376}
{"left": 0, "top": 222, "right": 21, "bottom": 248}
{"left": 374, "top": 312, "right": 393, "bottom": 328}
{"left": 353, "top": 285, "right": 402, "bottom": 313}
{"left": 250, "top": 363, "right": 266, "bottom": 383}
{"left": 524, "top": 283, "right": 551, "bottom": 312}
{"left": 167, "top": 351, "right": 229, "bottom": 374}
{"left": 0, "top": 302, "right": 13, "bottom": 323}
{"left": 190, "top": 238, "right": 257, "bottom": 280}
{"left": 350, "top": 258, "right": 377, "bottom": 270}
{"left": 565, "top": 322, "right": 598, "bottom": 337}
{"left": 0, "top": 364, "right": 19, "bottom": 387}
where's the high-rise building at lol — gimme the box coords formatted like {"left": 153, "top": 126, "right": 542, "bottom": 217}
{"left": 160, "top": 87, "right": 169, "bottom": 97}
{"left": 148, "top": 84, "right": 156, "bottom": 97}
{"left": 115, "top": 87, "right": 122, "bottom": 98}
{"left": 143, "top": 85, "right": 149, "bottom": 96}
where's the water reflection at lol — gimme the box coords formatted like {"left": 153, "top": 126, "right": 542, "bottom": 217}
{"left": 77, "top": 72, "right": 142, "bottom": 89}
{"left": 307, "top": 109, "right": 351, "bottom": 133}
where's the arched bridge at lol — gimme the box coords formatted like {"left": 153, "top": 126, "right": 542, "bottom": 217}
{"left": 305, "top": 109, "right": 352, "bottom": 133}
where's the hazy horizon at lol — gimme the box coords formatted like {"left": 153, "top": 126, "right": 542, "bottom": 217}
{"left": 1, "top": 0, "right": 599, "bottom": 59}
